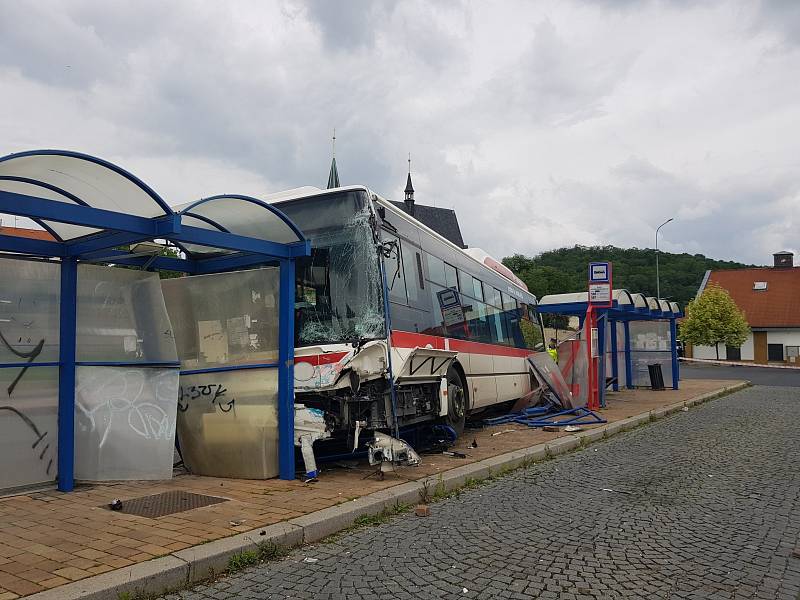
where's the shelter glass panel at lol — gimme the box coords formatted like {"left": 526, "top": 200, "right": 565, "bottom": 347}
{"left": 176, "top": 368, "right": 279, "bottom": 478}
{"left": 629, "top": 320, "right": 673, "bottom": 387}
{"left": 0, "top": 259, "right": 60, "bottom": 363}
{"left": 162, "top": 268, "right": 280, "bottom": 369}
{"left": 0, "top": 366, "right": 58, "bottom": 490}
{"left": 74, "top": 366, "right": 178, "bottom": 481}
{"left": 77, "top": 265, "right": 177, "bottom": 363}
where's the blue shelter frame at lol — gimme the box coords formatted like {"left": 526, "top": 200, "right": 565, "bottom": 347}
{"left": 538, "top": 290, "right": 683, "bottom": 408}
{"left": 0, "top": 150, "right": 310, "bottom": 491}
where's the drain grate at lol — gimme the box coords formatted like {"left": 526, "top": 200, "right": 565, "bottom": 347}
{"left": 106, "top": 490, "right": 228, "bottom": 518}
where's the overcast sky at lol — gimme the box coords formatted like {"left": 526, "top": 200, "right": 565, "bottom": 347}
{"left": 2, "top": 0, "right": 799, "bottom": 265}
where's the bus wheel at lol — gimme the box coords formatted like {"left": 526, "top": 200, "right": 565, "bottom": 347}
{"left": 444, "top": 366, "right": 467, "bottom": 436}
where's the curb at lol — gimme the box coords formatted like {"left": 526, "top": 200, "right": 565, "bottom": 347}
{"left": 681, "top": 357, "right": 799, "bottom": 370}
{"left": 27, "top": 381, "right": 750, "bottom": 600}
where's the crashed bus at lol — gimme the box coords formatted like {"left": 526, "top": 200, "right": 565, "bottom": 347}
{"left": 273, "top": 186, "right": 546, "bottom": 469}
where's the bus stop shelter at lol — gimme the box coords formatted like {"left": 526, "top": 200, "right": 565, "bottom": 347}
{"left": 0, "top": 149, "right": 310, "bottom": 492}
{"left": 538, "top": 289, "right": 683, "bottom": 407}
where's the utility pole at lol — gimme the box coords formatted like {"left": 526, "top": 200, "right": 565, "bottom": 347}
{"left": 655, "top": 218, "right": 674, "bottom": 299}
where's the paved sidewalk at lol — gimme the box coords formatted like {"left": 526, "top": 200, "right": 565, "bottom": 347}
{"left": 169, "top": 386, "right": 800, "bottom": 600}
{"left": 0, "top": 380, "right": 738, "bottom": 598}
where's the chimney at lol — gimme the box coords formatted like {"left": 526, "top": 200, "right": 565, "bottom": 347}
{"left": 773, "top": 251, "right": 794, "bottom": 268}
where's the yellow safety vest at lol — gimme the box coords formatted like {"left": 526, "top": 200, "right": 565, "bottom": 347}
{"left": 547, "top": 347, "right": 558, "bottom": 363}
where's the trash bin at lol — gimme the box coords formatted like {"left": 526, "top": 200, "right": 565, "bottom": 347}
{"left": 647, "top": 363, "right": 665, "bottom": 390}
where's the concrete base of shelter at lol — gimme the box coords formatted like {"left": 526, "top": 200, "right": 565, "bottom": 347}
{"left": 2, "top": 379, "right": 747, "bottom": 600}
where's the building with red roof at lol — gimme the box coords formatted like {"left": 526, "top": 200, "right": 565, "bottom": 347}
{"left": 692, "top": 251, "right": 800, "bottom": 364}
{"left": 0, "top": 225, "right": 56, "bottom": 241}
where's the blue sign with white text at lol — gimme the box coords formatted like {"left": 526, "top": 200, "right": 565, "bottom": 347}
{"left": 588, "top": 262, "right": 610, "bottom": 283}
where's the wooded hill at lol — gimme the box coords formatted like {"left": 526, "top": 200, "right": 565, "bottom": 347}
{"left": 503, "top": 245, "right": 755, "bottom": 310}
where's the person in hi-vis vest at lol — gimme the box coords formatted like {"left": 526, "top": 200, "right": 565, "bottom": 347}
{"left": 547, "top": 338, "right": 558, "bottom": 363}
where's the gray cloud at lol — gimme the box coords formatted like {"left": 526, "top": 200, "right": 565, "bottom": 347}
{"left": 1, "top": 0, "right": 798, "bottom": 266}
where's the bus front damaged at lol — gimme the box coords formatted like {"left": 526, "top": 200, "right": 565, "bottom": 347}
{"left": 287, "top": 191, "right": 456, "bottom": 474}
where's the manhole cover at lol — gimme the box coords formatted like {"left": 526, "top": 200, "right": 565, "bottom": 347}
{"left": 106, "top": 490, "right": 228, "bottom": 518}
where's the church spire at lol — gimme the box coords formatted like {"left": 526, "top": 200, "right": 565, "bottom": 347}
{"left": 404, "top": 152, "right": 415, "bottom": 216}
{"left": 327, "top": 128, "right": 340, "bottom": 189}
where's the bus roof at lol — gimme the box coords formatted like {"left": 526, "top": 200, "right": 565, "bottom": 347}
{"left": 267, "top": 184, "right": 536, "bottom": 304}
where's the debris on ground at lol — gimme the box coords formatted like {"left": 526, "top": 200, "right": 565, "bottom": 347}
{"left": 468, "top": 439, "right": 478, "bottom": 449}
{"left": 303, "top": 557, "right": 318, "bottom": 563}
{"left": 442, "top": 451, "right": 467, "bottom": 458}
{"left": 601, "top": 488, "right": 632, "bottom": 495}
{"left": 415, "top": 505, "right": 431, "bottom": 517}
{"left": 564, "top": 425, "right": 582, "bottom": 432}
{"left": 109, "top": 499, "right": 123, "bottom": 511}
{"left": 491, "top": 429, "right": 516, "bottom": 437}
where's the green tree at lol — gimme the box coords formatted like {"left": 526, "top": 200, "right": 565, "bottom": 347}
{"left": 503, "top": 246, "right": 756, "bottom": 310}
{"left": 679, "top": 283, "right": 750, "bottom": 359}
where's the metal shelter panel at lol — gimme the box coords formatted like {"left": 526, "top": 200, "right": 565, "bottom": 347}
{"left": 0, "top": 149, "right": 310, "bottom": 492}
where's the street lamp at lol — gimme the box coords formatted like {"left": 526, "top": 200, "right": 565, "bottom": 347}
{"left": 655, "top": 217, "right": 674, "bottom": 299}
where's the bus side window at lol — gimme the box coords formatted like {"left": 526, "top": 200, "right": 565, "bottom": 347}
{"left": 383, "top": 231, "right": 407, "bottom": 304}
{"left": 415, "top": 252, "right": 425, "bottom": 290}
{"left": 519, "top": 303, "right": 545, "bottom": 350}
{"left": 403, "top": 245, "right": 420, "bottom": 303}
{"left": 426, "top": 254, "right": 446, "bottom": 286}
{"left": 472, "top": 278, "right": 484, "bottom": 302}
{"left": 444, "top": 262, "right": 458, "bottom": 291}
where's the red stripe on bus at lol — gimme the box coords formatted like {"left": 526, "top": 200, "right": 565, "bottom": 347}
{"left": 294, "top": 352, "right": 349, "bottom": 366}
{"left": 390, "top": 330, "right": 534, "bottom": 358}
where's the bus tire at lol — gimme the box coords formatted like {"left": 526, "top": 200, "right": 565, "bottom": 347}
{"left": 444, "top": 365, "right": 467, "bottom": 437}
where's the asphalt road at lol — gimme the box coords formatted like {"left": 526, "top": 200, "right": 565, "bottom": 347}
{"left": 681, "top": 362, "right": 800, "bottom": 387}
{"left": 168, "top": 386, "right": 800, "bottom": 599}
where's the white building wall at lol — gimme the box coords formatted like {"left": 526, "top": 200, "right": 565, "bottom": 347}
{"left": 740, "top": 333, "right": 754, "bottom": 361}
{"left": 694, "top": 329, "right": 800, "bottom": 362}
{"left": 693, "top": 331, "right": 755, "bottom": 361}
{"left": 765, "top": 329, "right": 800, "bottom": 362}
{"left": 693, "top": 343, "right": 727, "bottom": 360}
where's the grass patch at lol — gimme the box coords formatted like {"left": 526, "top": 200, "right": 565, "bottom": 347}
{"left": 227, "top": 540, "right": 290, "bottom": 572}
{"left": 352, "top": 502, "right": 411, "bottom": 527}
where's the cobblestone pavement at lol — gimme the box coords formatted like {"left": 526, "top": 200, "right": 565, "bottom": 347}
{"left": 168, "top": 386, "right": 800, "bottom": 600}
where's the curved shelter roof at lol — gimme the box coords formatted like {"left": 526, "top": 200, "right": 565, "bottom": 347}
{"left": 538, "top": 288, "right": 682, "bottom": 318}
{"left": 0, "top": 149, "right": 309, "bottom": 270}
{"left": 0, "top": 150, "right": 171, "bottom": 241}
{"left": 173, "top": 195, "right": 304, "bottom": 257}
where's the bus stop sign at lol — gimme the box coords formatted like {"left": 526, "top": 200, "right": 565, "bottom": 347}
{"left": 588, "top": 261, "right": 612, "bottom": 307}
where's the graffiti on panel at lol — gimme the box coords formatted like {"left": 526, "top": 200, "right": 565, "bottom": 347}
{"left": 0, "top": 405, "right": 54, "bottom": 476}
{"left": 178, "top": 383, "right": 236, "bottom": 413}
{"left": 0, "top": 329, "right": 45, "bottom": 396}
{"left": 0, "top": 328, "right": 54, "bottom": 476}
{"left": 76, "top": 368, "right": 175, "bottom": 449}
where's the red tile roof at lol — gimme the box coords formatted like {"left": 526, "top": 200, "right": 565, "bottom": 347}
{"left": 705, "top": 267, "right": 800, "bottom": 328}
{"left": 0, "top": 226, "right": 56, "bottom": 241}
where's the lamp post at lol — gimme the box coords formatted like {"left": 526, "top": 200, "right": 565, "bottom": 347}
{"left": 655, "top": 217, "right": 674, "bottom": 299}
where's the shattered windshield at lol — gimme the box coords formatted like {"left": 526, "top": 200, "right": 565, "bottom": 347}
{"left": 275, "top": 191, "right": 385, "bottom": 346}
